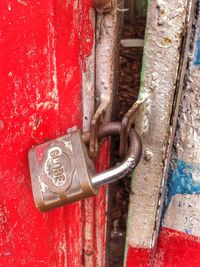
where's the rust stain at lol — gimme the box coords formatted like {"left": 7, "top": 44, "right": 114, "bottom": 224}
{"left": 0, "top": 120, "right": 4, "bottom": 131}
{"left": 161, "top": 37, "right": 172, "bottom": 47}
{"left": 92, "top": 0, "right": 113, "bottom": 12}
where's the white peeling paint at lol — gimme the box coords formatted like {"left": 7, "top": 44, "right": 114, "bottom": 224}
{"left": 47, "top": 20, "right": 59, "bottom": 106}
{"left": 126, "top": 0, "right": 190, "bottom": 249}
{"left": 163, "top": 194, "right": 200, "bottom": 237}
{"left": 51, "top": 51, "right": 59, "bottom": 102}
{"left": 82, "top": 9, "right": 95, "bottom": 133}
{"left": 175, "top": 13, "right": 200, "bottom": 165}
{"left": 16, "top": 0, "right": 28, "bottom": 6}
{"left": 36, "top": 102, "right": 58, "bottom": 111}
{"left": 95, "top": 6, "right": 119, "bottom": 117}
{"left": 159, "top": 3, "right": 200, "bottom": 243}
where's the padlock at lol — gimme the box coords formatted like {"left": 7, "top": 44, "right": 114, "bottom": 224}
{"left": 28, "top": 122, "right": 142, "bottom": 212}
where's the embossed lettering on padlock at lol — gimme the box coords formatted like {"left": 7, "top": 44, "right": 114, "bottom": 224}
{"left": 29, "top": 131, "right": 97, "bottom": 211}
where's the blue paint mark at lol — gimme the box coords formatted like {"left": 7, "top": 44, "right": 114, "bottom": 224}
{"left": 162, "top": 159, "right": 200, "bottom": 235}
{"left": 167, "top": 159, "right": 200, "bottom": 205}
{"left": 184, "top": 215, "right": 193, "bottom": 235}
{"left": 194, "top": 31, "right": 200, "bottom": 65}
{"left": 185, "top": 228, "right": 192, "bottom": 235}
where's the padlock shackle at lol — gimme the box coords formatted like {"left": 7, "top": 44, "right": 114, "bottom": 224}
{"left": 90, "top": 123, "right": 142, "bottom": 188}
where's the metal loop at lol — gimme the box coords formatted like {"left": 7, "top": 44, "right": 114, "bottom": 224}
{"left": 82, "top": 122, "right": 142, "bottom": 188}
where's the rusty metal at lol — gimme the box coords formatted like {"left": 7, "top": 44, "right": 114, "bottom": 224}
{"left": 29, "top": 130, "right": 97, "bottom": 212}
{"left": 82, "top": 121, "right": 121, "bottom": 145}
{"left": 29, "top": 121, "right": 142, "bottom": 212}
{"left": 88, "top": 99, "right": 142, "bottom": 159}
{"left": 119, "top": 100, "right": 141, "bottom": 158}
{"left": 92, "top": 0, "right": 113, "bottom": 12}
{"left": 89, "top": 101, "right": 109, "bottom": 158}
{"left": 83, "top": 121, "right": 142, "bottom": 188}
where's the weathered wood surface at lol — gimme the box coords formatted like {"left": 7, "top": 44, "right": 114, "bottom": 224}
{"left": 125, "top": 0, "right": 193, "bottom": 265}
{"left": 83, "top": 3, "right": 120, "bottom": 266}
{"left": 0, "top": 1, "right": 118, "bottom": 266}
{"left": 155, "top": 2, "right": 200, "bottom": 265}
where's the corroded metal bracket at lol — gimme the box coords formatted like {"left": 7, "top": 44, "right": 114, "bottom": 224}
{"left": 89, "top": 101, "right": 110, "bottom": 158}
{"left": 89, "top": 98, "right": 143, "bottom": 159}
{"left": 92, "top": 0, "right": 113, "bottom": 12}
{"left": 119, "top": 99, "right": 143, "bottom": 158}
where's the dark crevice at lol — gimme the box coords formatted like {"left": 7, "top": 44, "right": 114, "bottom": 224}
{"left": 108, "top": 4, "right": 147, "bottom": 266}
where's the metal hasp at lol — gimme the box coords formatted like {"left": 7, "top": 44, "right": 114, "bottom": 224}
{"left": 92, "top": 0, "right": 113, "bottom": 12}
{"left": 119, "top": 100, "right": 142, "bottom": 158}
{"left": 28, "top": 122, "right": 142, "bottom": 211}
{"left": 92, "top": 124, "right": 142, "bottom": 187}
{"left": 89, "top": 101, "right": 110, "bottom": 158}
{"left": 83, "top": 122, "right": 142, "bottom": 188}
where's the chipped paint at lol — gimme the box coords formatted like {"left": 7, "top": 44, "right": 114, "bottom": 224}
{"left": 36, "top": 101, "right": 58, "bottom": 110}
{"left": 160, "top": 0, "right": 200, "bottom": 244}
{"left": 0, "top": 1, "right": 96, "bottom": 266}
{"left": 82, "top": 8, "right": 95, "bottom": 133}
{"left": 96, "top": 3, "right": 120, "bottom": 117}
{"left": 95, "top": 6, "right": 120, "bottom": 267}
{"left": 175, "top": 11, "right": 200, "bottom": 166}
{"left": 16, "top": 0, "right": 28, "bottom": 6}
{"left": 163, "top": 194, "right": 200, "bottom": 236}
{"left": 125, "top": 0, "right": 192, "bottom": 264}
{"left": 154, "top": 2, "right": 200, "bottom": 265}
{"left": 82, "top": 6, "right": 96, "bottom": 267}
{"left": 167, "top": 160, "right": 200, "bottom": 201}
{"left": 82, "top": 3, "right": 120, "bottom": 266}
{"left": 154, "top": 227, "right": 200, "bottom": 266}
{"left": 48, "top": 20, "right": 59, "bottom": 104}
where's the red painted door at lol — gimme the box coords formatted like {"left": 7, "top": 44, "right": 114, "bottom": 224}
{"left": 0, "top": 1, "right": 109, "bottom": 266}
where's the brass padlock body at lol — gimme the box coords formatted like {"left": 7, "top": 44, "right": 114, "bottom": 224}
{"left": 29, "top": 131, "right": 97, "bottom": 211}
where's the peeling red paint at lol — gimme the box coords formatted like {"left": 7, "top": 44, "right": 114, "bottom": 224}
{"left": 126, "top": 247, "right": 152, "bottom": 267}
{"left": 95, "top": 140, "right": 110, "bottom": 267}
{"left": 83, "top": 140, "right": 110, "bottom": 266}
{"left": 0, "top": 1, "right": 100, "bottom": 266}
{"left": 154, "top": 227, "right": 200, "bottom": 266}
